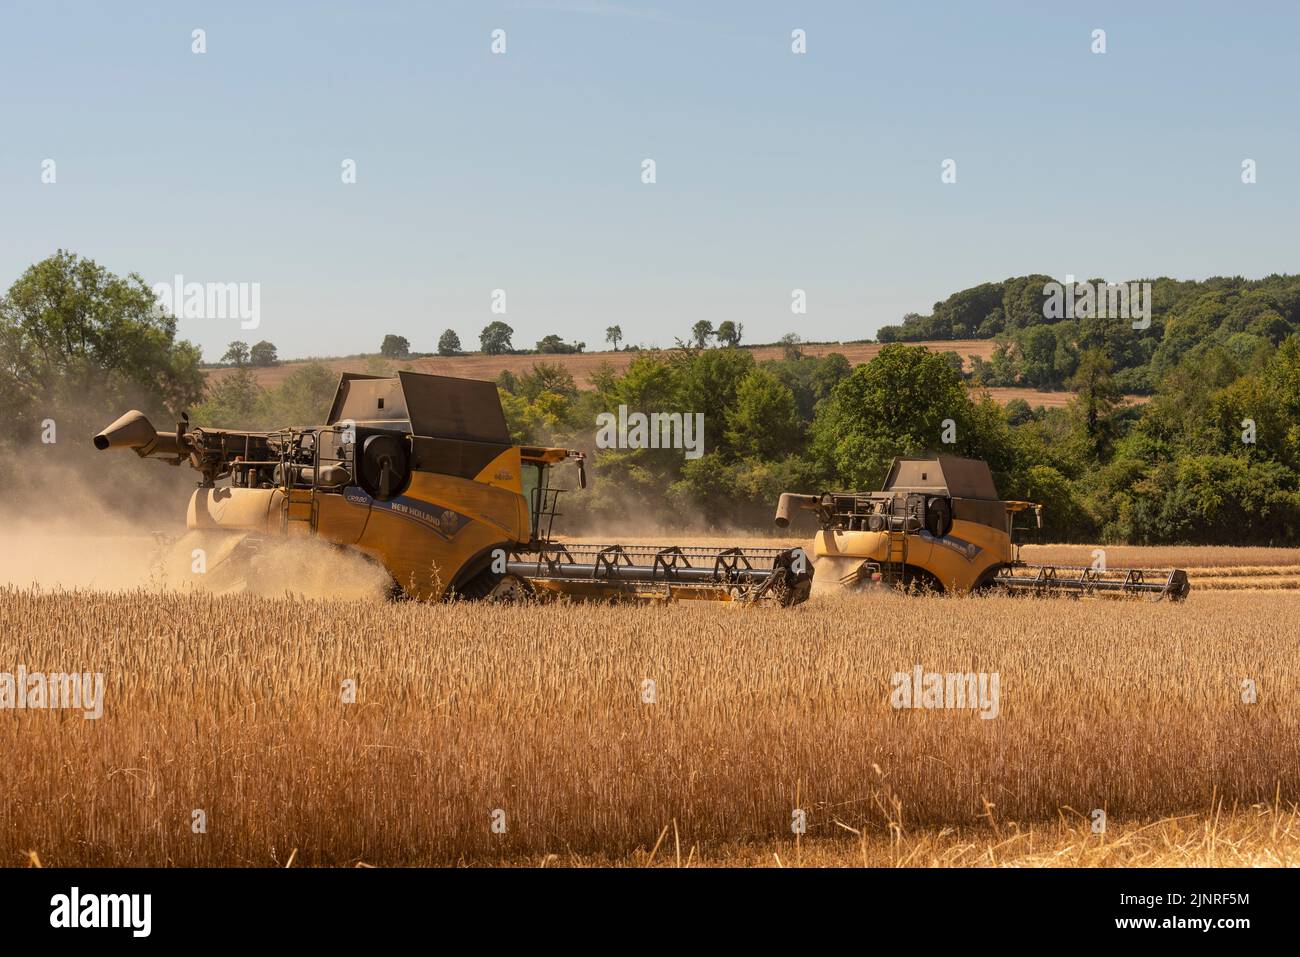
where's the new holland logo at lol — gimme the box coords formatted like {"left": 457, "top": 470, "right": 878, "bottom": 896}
{"left": 918, "top": 530, "right": 982, "bottom": 561}
{"left": 346, "top": 489, "right": 471, "bottom": 540}
{"left": 384, "top": 498, "right": 470, "bottom": 539}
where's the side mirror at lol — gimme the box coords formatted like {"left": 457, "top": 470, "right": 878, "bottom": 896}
{"left": 1035, "top": 506, "right": 1043, "bottom": 530}
{"left": 577, "top": 458, "right": 587, "bottom": 489}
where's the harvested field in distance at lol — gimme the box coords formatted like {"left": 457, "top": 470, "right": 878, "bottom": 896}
{"left": 205, "top": 340, "right": 1000, "bottom": 390}
{"left": 1020, "top": 544, "right": 1300, "bottom": 569}
{"left": 203, "top": 341, "right": 1146, "bottom": 410}
{"left": 2, "top": 587, "right": 1295, "bottom": 867}
{"left": 978, "top": 386, "right": 1147, "bottom": 408}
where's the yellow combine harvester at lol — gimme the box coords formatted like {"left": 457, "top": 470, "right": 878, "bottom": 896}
{"left": 95, "top": 371, "right": 812, "bottom": 606}
{"left": 776, "top": 455, "right": 1189, "bottom": 600}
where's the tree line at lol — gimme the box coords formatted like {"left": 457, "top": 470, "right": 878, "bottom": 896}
{"left": 376, "top": 317, "right": 749, "bottom": 360}
{"left": 494, "top": 334, "right": 1300, "bottom": 544}
{"left": 3, "top": 252, "right": 1297, "bottom": 545}
{"left": 878, "top": 273, "right": 1300, "bottom": 396}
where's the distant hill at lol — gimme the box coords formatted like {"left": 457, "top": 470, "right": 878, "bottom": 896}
{"left": 206, "top": 340, "right": 996, "bottom": 390}
{"left": 202, "top": 339, "right": 1152, "bottom": 408}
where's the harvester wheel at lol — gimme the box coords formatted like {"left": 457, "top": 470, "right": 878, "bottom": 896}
{"left": 780, "top": 573, "right": 813, "bottom": 607}
{"left": 454, "top": 566, "right": 534, "bottom": 602}
{"left": 899, "top": 567, "right": 944, "bottom": 595}
{"left": 971, "top": 564, "right": 1009, "bottom": 594}
{"left": 746, "top": 564, "right": 813, "bottom": 607}
{"left": 486, "top": 574, "right": 533, "bottom": 602}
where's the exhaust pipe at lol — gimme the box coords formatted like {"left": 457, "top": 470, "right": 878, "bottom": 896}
{"left": 93, "top": 410, "right": 184, "bottom": 458}
{"left": 774, "top": 492, "right": 820, "bottom": 528}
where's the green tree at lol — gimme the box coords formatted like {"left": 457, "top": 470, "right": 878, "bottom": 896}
{"left": 518, "top": 363, "right": 578, "bottom": 403}
{"left": 249, "top": 340, "right": 278, "bottom": 367}
{"left": 584, "top": 354, "right": 690, "bottom": 513}
{"left": 1015, "top": 465, "right": 1096, "bottom": 541}
{"left": 670, "top": 453, "right": 741, "bottom": 526}
{"left": 0, "top": 249, "right": 204, "bottom": 439}
{"left": 536, "top": 334, "right": 584, "bottom": 354}
{"left": 715, "top": 320, "right": 743, "bottom": 347}
{"left": 605, "top": 325, "right": 622, "bottom": 351}
{"left": 1149, "top": 455, "right": 1300, "bottom": 544}
{"left": 725, "top": 368, "right": 800, "bottom": 459}
{"left": 938, "top": 350, "right": 965, "bottom": 379}
{"left": 380, "top": 334, "right": 410, "bottom": 358}
{"left": 437, "top": 329, "right": 462, "bottom": 356}
{"left": 480, "top": 321, "right": 514, "bottom": 355}
{"left": 191, "top": 367, "right": 263, "bottom": 428}
{"left": 222, "top": 341, "right": 251, "bottom": 367}
{"left": 1212, "top": 335, "right": 1300, "bottom": 470}
{"left": 690, "top": 320, "right": 714, "bottom": 349}
{"left": 613, "top": 354, "right": 684, "bottom": 413}
{"left": 1003, "top": 397, "right": 1034, "bottom": 427}
{"left": 810, "top": 345, "right": 971, "bottom": 489}
{"left": 1018, "top": 325, "right": 1058, "bottom": 388}
{"left": 763, "top": 352, "right": 852, "bottom": 425}
{"left": 264, "top": 362, "right": 338, "bottom": 427}
{"left": 1067, "top": 348, "right": 1123, "bottom": 457}
{"left": 678, "top": 348, "right": 756, "bottom": 457}
{"left": 809, "top": 352, "right": 851, "bottom": 401}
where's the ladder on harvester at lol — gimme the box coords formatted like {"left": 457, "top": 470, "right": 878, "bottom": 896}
{"left": 276, "top": 428, "right": 318, "bottom": 537}
{"left": 281, "top": 488, "right": 315, "bottom": 536}
{"left": 881, "top": 528, "right": 908, "bottom": 586}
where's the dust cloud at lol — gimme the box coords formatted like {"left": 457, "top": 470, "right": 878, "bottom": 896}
{"left": 0, "top": 458, "right": 389, "bottom": 602}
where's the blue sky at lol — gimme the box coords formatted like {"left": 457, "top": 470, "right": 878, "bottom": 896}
{"left": 2, "top": 1, "right": 1296, "bottom": 361}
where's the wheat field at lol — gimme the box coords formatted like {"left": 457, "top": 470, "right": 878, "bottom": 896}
{"left": 1, "top": 584, "right": 1295, "bottom": 867}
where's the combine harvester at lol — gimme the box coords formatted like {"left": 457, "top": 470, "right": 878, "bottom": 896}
{"left": 94, "top": 371, "right": 812, "bottom": 606}
{"left": 775, "top": 455, "right": 1190, "bottom": 601}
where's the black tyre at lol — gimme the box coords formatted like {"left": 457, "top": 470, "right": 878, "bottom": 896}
{"left": 455, "top": 566, "right": 533, "bottom": 602}
{"left": 900, "top": 566, "right": 945, "bottom": 595}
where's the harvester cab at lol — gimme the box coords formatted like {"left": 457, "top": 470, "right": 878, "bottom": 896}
{"left": 95, "top": 371, "right": 813, "bottom": 606}
{"left": 775, "top": 455, "right": 1189, "bottom": 601}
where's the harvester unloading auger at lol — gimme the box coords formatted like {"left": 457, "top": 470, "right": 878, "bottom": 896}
{"left": 775, "top": 455, "right": 1190, "bottom": 601}
{"left": 94, "top": 371, "right": 812, "bottom": 606}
